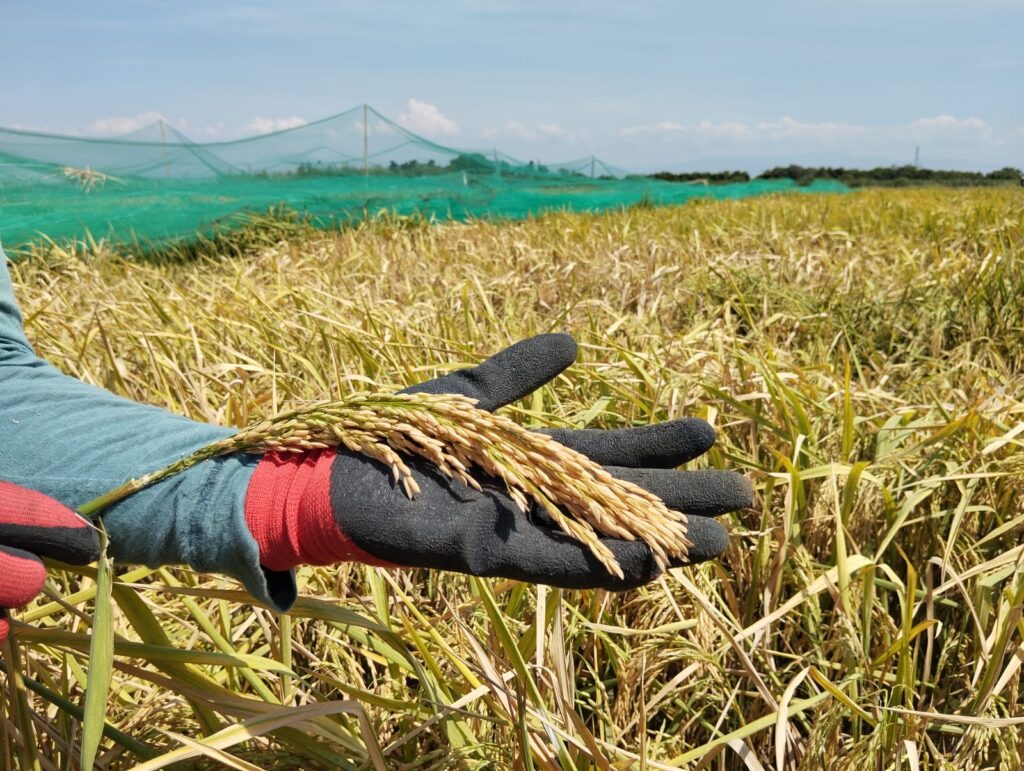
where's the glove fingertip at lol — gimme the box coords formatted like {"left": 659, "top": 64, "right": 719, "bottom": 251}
{"left": 0, "top": 481, "right": 94, "bottom": 531}
{"left": 681, "top": 517, "right": 730, "bottom": 564}
{"left": 486, "top": 332, "right": 577, "bottom": 397}
{"left": 60, "top": 526, "right": 103, "bottom": 566}
{"left": 534, "top": 332, "right": 578, "bottom": 366}
{"left": 0, "top": 546, "right": 47, "bottom": 607}
{"left": 399, "top": 333, "right": 578, "bottom": 412}
{"left": 643, "top": 417, "right": 717, "bottom": 467}
{"left": 682, "top": 416, "right": 717, "bottom": 455}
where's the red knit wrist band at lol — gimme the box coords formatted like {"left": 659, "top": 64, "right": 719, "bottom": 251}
{"left": 244, "top": 450, "right": 392, "bottom": 571}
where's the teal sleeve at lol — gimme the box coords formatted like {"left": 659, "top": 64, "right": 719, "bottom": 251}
{"left": 0, "top": 248, "right": 296, "bottom": 611}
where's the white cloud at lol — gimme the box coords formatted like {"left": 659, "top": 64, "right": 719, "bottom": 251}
{"left": 538, "top": 122, "right": 569, "bottom": 138}
{"left": 754, "top": 116, "right": 867, "bottom": 143}
{"left": 621, "top": 119, "right": 757, "bottom": 142}
{"left": 907, "top": 115, "right": 993, "bottom": 142}
{"left": 247, "top": 116, "right": 307, "bottom": 135}
{"left": 482, "top": 120, "right": 576, "bottom": 142}
{"left": 351, "top": 119, "right": 397, "bottom": 137}
{"left": 397, "top": 99, "right": 459, "bottom": 137}
{"left": 89, "top": 111, "right": 170, "bottom": 135}
{"left": 484, "top": 120, "right": 536, "bottom": 140}
{"left": 620, "top": 115, "right": 993, "bottom": 147}
{"left": 621, "top": 116, "right": 865, "bottom": 144}
{"left": 10, "top": 123, "right": 82, "bottom": 136}
{"left": 620, "top": 120, "right": 685, "bottom": 138}
{"left": 193, "top": 121, "right": 227, "bottom": 139}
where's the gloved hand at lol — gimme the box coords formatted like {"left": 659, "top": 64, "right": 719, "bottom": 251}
{"left": 0, "top": 482, "right": 101, "bottom": 643}
{"left": 4, "top": 249, "right": 746, "bottom": 605}
{"left": 245, "top": 334, "right": 753, "bottom": 590}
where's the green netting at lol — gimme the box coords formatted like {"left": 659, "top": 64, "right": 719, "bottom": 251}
{"left": 0, "top": 105, "right": 846, "bottom": 251}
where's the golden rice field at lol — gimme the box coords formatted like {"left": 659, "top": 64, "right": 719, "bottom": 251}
{"left": 3, "top": 187, "right": 1024, "bottom": 769}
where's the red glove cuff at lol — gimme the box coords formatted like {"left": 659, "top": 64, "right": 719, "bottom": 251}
{"left": 244, "top": 449, "right": 393, "bottom": 571}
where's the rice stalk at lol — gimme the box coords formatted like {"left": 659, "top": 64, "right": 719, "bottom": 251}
{"left": 77, "top": 392, "right": 691, "bottom": 578}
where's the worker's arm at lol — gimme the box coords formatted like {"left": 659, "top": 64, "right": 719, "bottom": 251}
{"left": 2, "top": 246, "right": 751, "bottom": 612}
{"left": 1, "top": 248, "right": 293, "bottom": 609}
{"left": 0, "top": 250, "right": 33, "bottom": 356}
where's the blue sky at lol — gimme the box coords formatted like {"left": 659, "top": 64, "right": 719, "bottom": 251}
{"left": 3, "top": 1, "right": 1021, "bottom": 172}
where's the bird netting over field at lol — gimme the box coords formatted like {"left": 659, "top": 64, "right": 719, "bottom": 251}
{"left": 0, "top": 105, "right": 846, "bottom": 251}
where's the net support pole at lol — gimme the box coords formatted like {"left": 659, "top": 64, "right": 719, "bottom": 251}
{"left": 363, "top": 104, "right": 369, "bottom": 177}
{"left": 160, "top": 120, "right": 170, "bottom": 177}
{"left": 590, "top": 155, "right": 596, "bottom": 179}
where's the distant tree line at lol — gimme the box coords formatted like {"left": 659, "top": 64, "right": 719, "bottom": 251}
{"left": 650, "top": 165, "right": 1023, "bottom": 187}
{"left": 273, "top": 158, "right": 1024, "bottom": 187}
{"left": 287, "top": 153, "right": 561, "bottom": 179}
{"left": 649, "top": 171, "right": 752, "bottom": 184}
{"left": 760, "top": 165, "right": 1023, "bottom": 187}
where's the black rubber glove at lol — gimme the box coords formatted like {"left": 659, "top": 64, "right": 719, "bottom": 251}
{"left": 328, "top": 334, "right": 752, "bottom": 590}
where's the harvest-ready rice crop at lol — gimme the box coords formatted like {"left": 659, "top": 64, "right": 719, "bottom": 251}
{"left": 3, "top": 187, "right": 1023, "bottom": 769}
